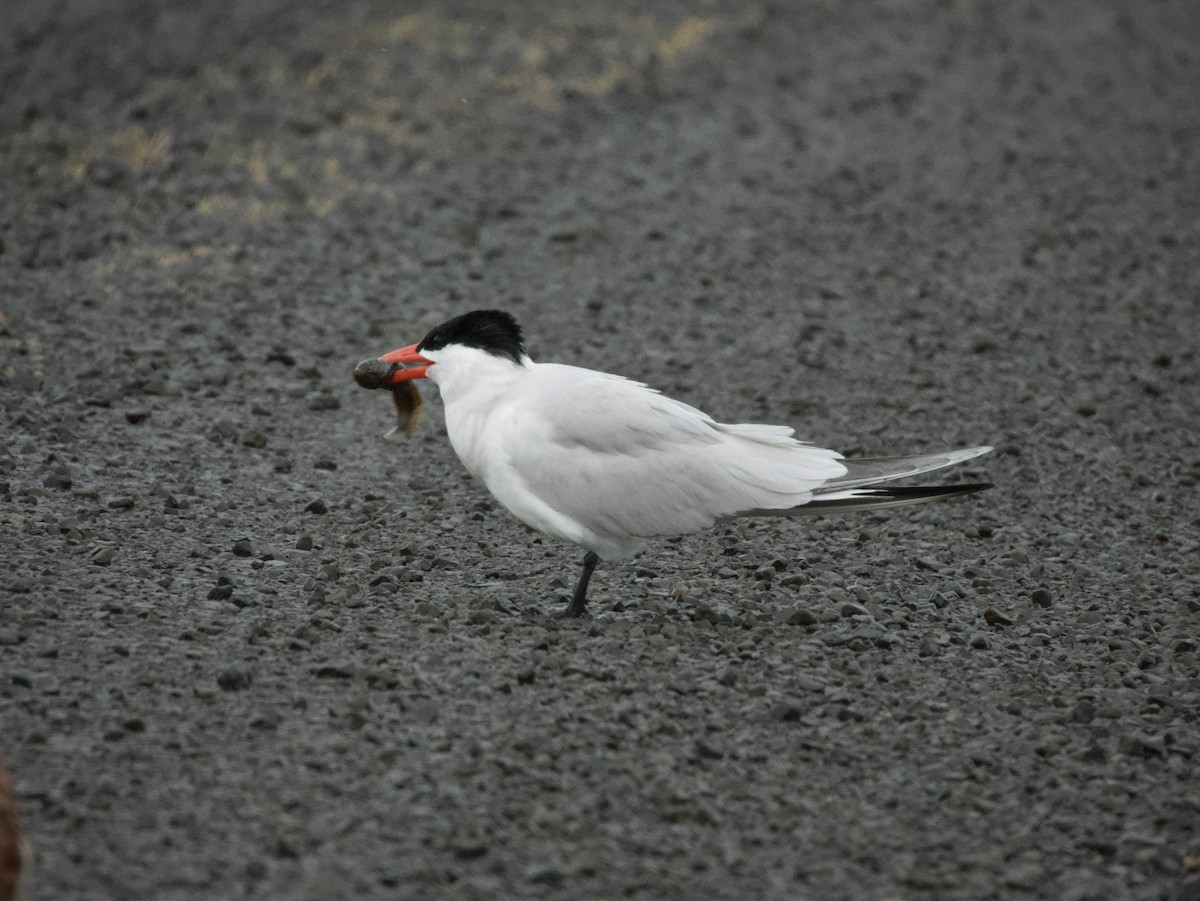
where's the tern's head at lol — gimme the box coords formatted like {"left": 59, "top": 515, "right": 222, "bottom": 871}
{"left": 376, "top": 309, "right": 527, "bottom": 385}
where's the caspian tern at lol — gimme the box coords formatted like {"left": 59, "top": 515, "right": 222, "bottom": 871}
{"left": 368, "top": 310, "right": 992, "bottom": 617}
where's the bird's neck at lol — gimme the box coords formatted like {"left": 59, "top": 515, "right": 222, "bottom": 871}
{"left": 430, "top": 352, "right": 532, "bottom": 481}
{"left": 430, "top": 351, "right": 532, "bottom": 409}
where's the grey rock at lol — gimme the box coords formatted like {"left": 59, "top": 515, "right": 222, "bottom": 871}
{"left": 770, "top": 697, "right": 808, "bottom": 721}
{"left": 776, "top": 605, "right": 818, "bottom": 626}
{"left": 217, "top": 664, "right": 253, "bottom": 691}
{"left": 838, "top": 601, "right": 871, "bottom": 619}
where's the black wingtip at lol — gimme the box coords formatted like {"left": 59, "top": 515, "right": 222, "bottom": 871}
{"left": 795, "top": 482, "right": 995, "bottom": 514}
{"left": 871, "top": 483, "right": 994, "bottom": 498}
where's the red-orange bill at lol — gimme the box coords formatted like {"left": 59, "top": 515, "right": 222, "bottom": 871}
{"left": 379, "top": 343, "right": 433, "bottom": 383}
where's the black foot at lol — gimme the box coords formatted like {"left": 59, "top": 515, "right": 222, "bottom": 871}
{"left": 558, "top": 551, "right": 599, "bottom": 618}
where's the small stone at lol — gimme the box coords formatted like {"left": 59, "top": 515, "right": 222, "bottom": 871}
{"left": 241, "top": 430, "right": 268, "bottom": 449}
{"left": 983, "top": 608, "right": 1014, "bottom": 627}
{"left": 217, "top": 664, "right": 253, "bottom": 691}
{"left": 305, "top": 498, "right": 328, "bottom": 514}
{"left": 776, "top": 605, "right": 817, "bottom": 626}
{"left": 295, "top": 534, "right": 314, "bottom": 551}
{"left": 917, "top": 636, "right": 942, "bottom": 658}
{"left": 232, "top": 539, "right": 254, "bottom": 557}
{"left": 1118, "top": 732, "right": 1165, "bottom": 757}
{"left": 1031, "top": 588, "right": 1054, "bottom": 608}
{"left": 525, "top": 863, "right": 565, "bottom": 885}
{"left": 771, "top": 697, "right": 807, "bottom": 721}
{"left": 211, "top": 419, "right": 239, "bottom": 440}
{"left": 796, "top": 671, "right": 825, "bottom": 695}
{"left": 451, "top": 836, "right": 488, "bottom": 861}
{"left": 312, "top": 661, "right": 356, "bottom": 679}
{"left": 43, "top": 470, "right": 73, "bottom": 490}
{"left": 694, "top": 738, "right": 723, "bottom": 759}
{"left": 1070, "top": 700, "right": 1096, "bottom": 724}
{"left": 839, "top": 602, "right": 871, "bottom": 619}
{"left": 308, "top": 394, "right": 341, "bottom": 411}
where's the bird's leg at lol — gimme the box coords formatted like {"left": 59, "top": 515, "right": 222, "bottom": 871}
{"left": 560, "top": 551, "right": 600, "bottom": 618}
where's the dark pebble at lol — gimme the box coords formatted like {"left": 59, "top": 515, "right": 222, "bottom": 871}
{"left": 777, "top": 605, "right": 817, "bottom": 626}
{"left": 451, "top": 838, "right": 489, "bottom": 861}
{"left": 694, "top": 738, "right": 723, "bottom": 760}
{"left": 312, "top": 661, "right": 356, "bottom": 679}
{"left": 983, "top": 608, "right": 1014, "bottom": 627}
{"left": 308, "top": 394, "right": 341, "bottom": 411}
{"left": 217, "top": 664, "right": 253, "bottom": 691}
{"left": 525, "top": 863, "right": 565, "bottom": 885}
{"left": 43, "top": 470, "right": 73, "bottom": 490}
{"left": 771, "top": 697, "right": 808, "bottom": 721}
{"left": 1118, "top": 733, "right": 1165, "bottom": 757}
{"left": 1070, "top": 700, "right": 1096, "bottom": 724}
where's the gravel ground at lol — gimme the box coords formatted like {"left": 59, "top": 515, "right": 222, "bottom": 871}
{"left": 3, "top": 2, "right": 1199, "bottom": 899}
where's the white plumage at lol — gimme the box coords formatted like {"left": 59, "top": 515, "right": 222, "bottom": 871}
{"left": 369, "top": 310, "right": 992, "bottom": 616}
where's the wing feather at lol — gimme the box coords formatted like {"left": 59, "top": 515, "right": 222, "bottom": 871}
{"left": 493, "top": 365, "right": 846, "bottom": 555}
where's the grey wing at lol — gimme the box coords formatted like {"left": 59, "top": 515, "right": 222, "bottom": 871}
{"left": 504, "top": 368, "right": 848, "bottom": 541}
{"left": 813, "top": 445, "right": 993, "bottom": 494}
